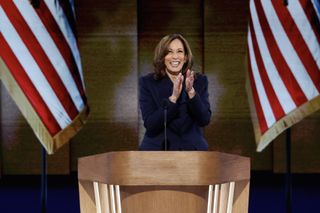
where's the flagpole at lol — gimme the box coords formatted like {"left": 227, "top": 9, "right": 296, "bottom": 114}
{"left": 285, "top": 128, "right": 292, "bottom": 213}
{"left": 41, "top": 147, "right": 47, "bottom": 213}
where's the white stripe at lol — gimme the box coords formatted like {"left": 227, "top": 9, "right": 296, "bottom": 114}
{"left": 261, "top": 0, "right": 319, "bottom": 100}
{"left": 44, "top": 0, "right": 84, "bottom": 87}
{"left": 14, "top": 0, "right": 84, "bottom": 112}
{"left": 248, "top": 28, "right": 276, "bottom": 128}
{"left": 288, "top": 1, "right": 320, "bottom": 69}
{"left": 250, "top": 0, "right": 296, "bottom": 114}
{"left": 0, "top": 6, "right": 71, "bottom": 128}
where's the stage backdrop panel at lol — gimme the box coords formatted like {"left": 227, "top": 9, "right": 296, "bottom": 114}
{"left": 70, "top": 0, "right": 139, "bottom": 171}
{"left": 1, "top": 0, "right": 319, "bottom": 174}
{"left": 0, "top": 82, "right": 69, "bottom": 174}
{"left": 203, "top": 0, "right": 272, "bottom": 170}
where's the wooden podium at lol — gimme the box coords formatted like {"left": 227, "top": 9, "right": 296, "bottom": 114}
{"left": 78, "top": 151, "right": 250, "bottom": 213}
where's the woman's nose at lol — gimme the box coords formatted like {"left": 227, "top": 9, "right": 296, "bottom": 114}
{"left": 172, "top": 52, "right": 178, "bottom": 58}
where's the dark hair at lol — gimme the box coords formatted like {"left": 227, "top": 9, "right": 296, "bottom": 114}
{"left": 153, "top": 34, "right": 193, "bottom": 80}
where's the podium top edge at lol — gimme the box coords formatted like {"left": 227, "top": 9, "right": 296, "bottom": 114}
{"left": 78, "top": 151, "right": 250, "bottom": 185}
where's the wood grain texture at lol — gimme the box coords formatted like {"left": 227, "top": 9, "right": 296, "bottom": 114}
{"left": 78, "top": 151, "right": 250, "bottom": 185}
{"left": 79, "top": 181, "right": 97, "bottom": 213}
{"left": 78, "top": 151, "right": 250, "bottom": 212}
{"left": 120, "top": 186, "right": 208, "bottom": 213}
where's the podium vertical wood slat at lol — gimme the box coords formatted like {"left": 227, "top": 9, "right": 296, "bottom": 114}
{"left": 213, "top": 184, "right": 219, "bottom": 213}
{"left": 207, "top": 185, "right": 214, "bottom": 213}
{"left": 218, "top": 183, "right": 229, "bottom": 213}
{"left": 226, "top": 182, "right": 235, "bottom": 213}
{"left": 93, "top": 182, "right": 102, "bottom": 213}
{"left": 99, "top": 183, "right": 111, "bottom": 213}
{"left": 109, "top": 185, "right": 117, "bottom": 213}
{"left": 115, "top": 185, "right": 122, "bottom": 213}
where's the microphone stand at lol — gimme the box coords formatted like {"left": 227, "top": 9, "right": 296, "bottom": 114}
{"left": 41, "top": 147, "right": 47, "bottom": 213}
{"left": 162, "top": 99, "right": 168, "bottom": 151}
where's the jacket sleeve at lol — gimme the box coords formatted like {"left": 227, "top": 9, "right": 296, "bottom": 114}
{"left": 187, "top": 75, "right": 211, "bottom": 126}
{"left": 139, "top": 76, "right": 178, "bottom": 136}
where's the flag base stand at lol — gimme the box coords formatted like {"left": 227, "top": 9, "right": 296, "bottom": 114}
{"left": 41, "top": 147, "right": 47, "bottom": 213}
{"left": 285, "top": 128, "right": 292, "bottom": 213}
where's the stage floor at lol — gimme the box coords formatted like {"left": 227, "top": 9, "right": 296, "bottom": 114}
{"left": 0, "top": 171, "right": 319, "bottom": 212}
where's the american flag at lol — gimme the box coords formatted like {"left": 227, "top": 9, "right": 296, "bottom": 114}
{"left": 247, "top": 0, "right": 320, "bottom": 151}
{"left": 0, "top": 0, "right": 89, "bottom": 154}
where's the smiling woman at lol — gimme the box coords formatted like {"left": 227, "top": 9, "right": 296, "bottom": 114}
{"left": 164, "top": 39, "right": 186, "bottom": 75}
{"left": 138, "top": 34, "right": 212, "bottom": 151}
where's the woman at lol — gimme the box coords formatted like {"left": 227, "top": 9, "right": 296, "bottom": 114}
{"left": 139, "top": 34, "right": 211, "bottom": 150}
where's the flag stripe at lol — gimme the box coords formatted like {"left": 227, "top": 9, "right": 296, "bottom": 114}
{"left": 303, "top": 0, "right": 320, "bottom": 43}
{"left": 248, "top": 18, "right": 285, "bottom": 121}
{"left": 59, "top": 0, "right": 77, "bottom": 36}
{"left": 247, "top": 43, "right": 268, "bottom": 133}
{"left": 43, "top": 0, "right": 84, "bottom": 87}
{"left": 34, "top": 1, "right": 86, "bottom": 102}
{"left": 261, "top": 0, "right": 319, "bottom": 101}
{"left": 0, "top": 7, "right": 71, "bottom": 128}
{"left": 247, "top": 0, "right": 320, "bottom": 151}
{"left": 13, "top": 0, "right": 85, "bottom": 112}
{"left": 0, "top": 0, "right": 89, "bottom": 154}
{"left": 2, "top": 1, "right": 79, "bottom": 120}
{"left": 248, "top": 29, "right": 276, "bottom": 128}
{"left": 294, "top": 0, "right": 320, "bottom": 69}
{"left": 314, "top": 0, "right": 320, "bottom": 20}
{"left": 284, "top": 1, "right": 320, "bottom": 82}
{"left": 249, "top": 0, "right": 296, "bottom": 114}
{"left": 0, "top": 34, "right": 61, "bottom": 135}
{"left": 307, "top": 0, "right": 320, "bottom": 45}
{"left": 254, "top": 0, "right": 308, "bottom": 106}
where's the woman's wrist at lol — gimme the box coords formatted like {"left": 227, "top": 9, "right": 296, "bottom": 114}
{"left": 187, "top": 87, "right": 196, "bottom": 99}
{"left": 169, "top": 95, "right": 178, "bottom": 103}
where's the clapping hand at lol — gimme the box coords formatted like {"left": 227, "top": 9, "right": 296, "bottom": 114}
{"left": 169, "top": 73, "right": 184, "bottom": 103}
{"left": 185, "top": 69, "right": 194, "bottom": 92}
{"left": 185, "top": 69, "right": 196, "bottom": 99}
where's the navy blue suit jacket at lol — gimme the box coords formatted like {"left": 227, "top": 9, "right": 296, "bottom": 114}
{"left": 139, "top": 73, "right": 211, "bottom": 150}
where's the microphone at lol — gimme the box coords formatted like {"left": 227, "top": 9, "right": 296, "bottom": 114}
{"left": 161, "top": 99, "right": 169, "bottom": 151}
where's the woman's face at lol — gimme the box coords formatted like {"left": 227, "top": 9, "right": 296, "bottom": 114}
{"left": 164, "top": 39, "right": 186, "bottom": 74}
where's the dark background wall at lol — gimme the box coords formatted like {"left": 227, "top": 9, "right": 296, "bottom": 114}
{"left": 1, "top": 0, "right": 319, "bottom": 175}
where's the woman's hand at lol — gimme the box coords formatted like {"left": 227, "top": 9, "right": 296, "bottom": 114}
{"left": 185, "top": 69, "right": 196, "bottom": 99}
{"left": 169, "top": 73, "right": 184, "bottom": 103}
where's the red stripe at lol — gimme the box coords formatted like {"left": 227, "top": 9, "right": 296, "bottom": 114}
{"left": 301, "top": 0, "right": 320, "bottom": 45}
{"left": 247, "top": 45, "right": 268, "bottom": 134}
{"left": 0, "top": 34, "right": 60, "bottom": 135}
{"left": 2, "top": 1, "right": 79, "bottom": 120}
{"left": 272, "top": 0, "right": 320, "bottom": 94}
{"left": 254, "top": 0, "right": 308, "bottom": 107}
{"left": 249, "top": 16, "right": 285, "bottom": 121}
{"left": 36, "top": 1, "right": 86, "bottom": 104}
